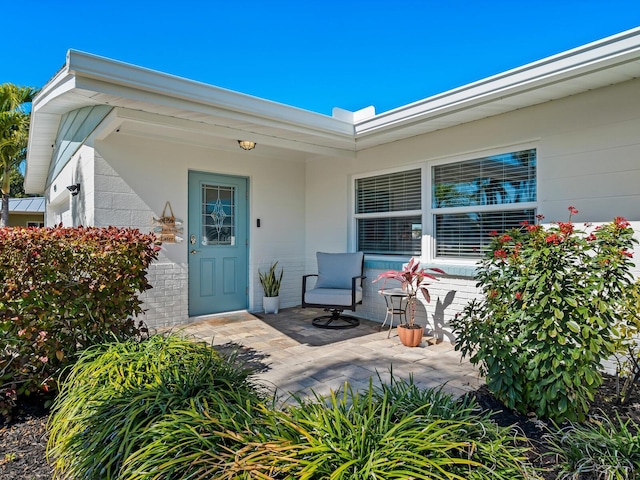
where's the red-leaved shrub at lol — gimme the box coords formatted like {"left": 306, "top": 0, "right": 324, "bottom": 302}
{"left": 0, "top": 226, "right": 160, "bottom": 417}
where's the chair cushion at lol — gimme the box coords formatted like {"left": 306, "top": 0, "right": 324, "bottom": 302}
{"left": 304, "top": 287, "right": 363, "bottom": 307}
{"left": 315, "top": 252, "right": 363, "bottom": 289}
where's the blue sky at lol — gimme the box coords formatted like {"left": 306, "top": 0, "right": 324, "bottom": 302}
{"left": 6, "top": 1, "right": 640, "bottom": 115}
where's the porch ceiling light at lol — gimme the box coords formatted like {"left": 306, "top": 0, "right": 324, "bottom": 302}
{"left": 238, "top": 140, "right": 256, "bottom": 151}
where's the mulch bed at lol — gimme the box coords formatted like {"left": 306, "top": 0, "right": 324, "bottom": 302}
{"left": 2, "top": 374, "right": 639, "bottom": 479}
{"left": 0, "top": 396, "right": 53, "bottom": 480}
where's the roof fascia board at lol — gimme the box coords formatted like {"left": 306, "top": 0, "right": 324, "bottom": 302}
{"left": 66, "top": 50, "right": 354, "bottom": 137}
{"left": 72, "top": 76, "right": 356, "bottom": 149}
{"left": 355, "top": 26, "right": 640, "bottom": 136}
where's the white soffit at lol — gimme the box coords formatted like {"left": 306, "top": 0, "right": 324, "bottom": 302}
{"left": 354, "top": 26, "right": 640, "bottom": 148}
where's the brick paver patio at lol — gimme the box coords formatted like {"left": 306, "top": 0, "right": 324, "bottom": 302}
{"left": 170, "top": 307, "right": 484, "bottom": 403}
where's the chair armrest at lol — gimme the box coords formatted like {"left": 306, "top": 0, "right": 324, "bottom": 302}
{"left": 303, "top": 274, "right": 318, "bottom": 290}
{"left": 302, "top": 274, "right": 318, "bottom": 305}
{"left": 351, "top": 275, "right": 367, "bottom": 305}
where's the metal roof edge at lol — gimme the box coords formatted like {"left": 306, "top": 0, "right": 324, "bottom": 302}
{"left": 65, "top": 49, "right": 355, "bottom": 137}
{"left": 354, "top": 26, "right": 640, "bottom": 136}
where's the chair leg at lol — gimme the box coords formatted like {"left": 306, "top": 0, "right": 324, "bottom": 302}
{"left": 312, "top": 309, "right": 360, "bottom": 329}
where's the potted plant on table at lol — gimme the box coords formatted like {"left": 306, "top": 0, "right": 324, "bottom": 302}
{"left": 259, "top": 261, "right": 283, "bottom": 314}
{"left": 374, "top": 257, "right": 444, "bottom": 347}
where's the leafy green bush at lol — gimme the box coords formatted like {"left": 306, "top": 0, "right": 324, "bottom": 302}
{"left": 47, "top": 334, "right": 268, "bottom": 480}
{"left": 214, "top": 380, "right": 538, "bottom": 479}
{"left": 451, "top": 208, "right": 637, "bottom": 422}
{"left": 613, "top": 278, "right": 640, "bottom": 405}
{"left": 546, "top": 414, "right": 640, "bottom": 479}
{"left": 0, "top": 226, "right": 159, "bottom": 417}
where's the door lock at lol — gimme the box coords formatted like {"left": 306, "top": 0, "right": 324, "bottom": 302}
{"left": 190, "top": 234, "right": 196, "bottom": 245}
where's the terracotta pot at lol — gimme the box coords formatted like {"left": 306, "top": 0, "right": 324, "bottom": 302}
{"left": 398, "top": 324, "right": 424, "bottom": 347}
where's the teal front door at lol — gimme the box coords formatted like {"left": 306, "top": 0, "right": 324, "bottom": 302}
{"left": 188, "top": 171, "right": 248, "bottom": 316}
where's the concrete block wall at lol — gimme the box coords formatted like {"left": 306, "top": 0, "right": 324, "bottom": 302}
{"left": 94, "top": 153, "right": 156, "bottom": 230}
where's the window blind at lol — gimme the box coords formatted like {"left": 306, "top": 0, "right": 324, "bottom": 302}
{"left": 435, "top": 209, "right": 536, "bottom": 258}
{"left": 432, "top": 150, "right": 536, "bottom": 208}
{"left": 355, "top": 169, "right": 422, "bottom": 255}
{"left": 356, "top": 169, "right": 421, "bottom": 214}
{"left": 358, "top": 216, "right": 422, "bottom": 255}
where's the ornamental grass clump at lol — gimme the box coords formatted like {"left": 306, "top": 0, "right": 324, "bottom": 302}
{"left": 212, "top": 379, "right": 538, "bottom": 479}
{"left": 47, "top": 334, "right": 269, "bottom": 480}
{"left": 546, "top": 413, "right": 640, "bottom": 479}
{"left": 451, "top": 207, "right": 637, "bottom": 423}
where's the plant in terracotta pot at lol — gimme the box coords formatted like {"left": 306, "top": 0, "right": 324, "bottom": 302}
{"left": 259, "top": 261, "right": 283, "bottom": 314}
{"left": 374, "top": 257, "right": 444, "bottom": 347}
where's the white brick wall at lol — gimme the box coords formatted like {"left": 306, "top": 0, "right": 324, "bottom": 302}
{"left": 94, "top": 153, "right": 154, "bottom": 231}
{"left": 253, "top": 256, "right": 305, "bottom": 313}
{"left": 139, "top": 254, "right": 189, "bottom": 329}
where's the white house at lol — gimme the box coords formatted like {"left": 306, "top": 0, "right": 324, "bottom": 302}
{"left": 25, "top": 27, "right": 640, "bottom": 335}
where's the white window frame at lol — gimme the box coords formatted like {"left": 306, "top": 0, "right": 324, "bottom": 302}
{"left": 350, "top": 144, "right": 538, "bottom": 266}
{"left": 351, "top": 165, "right": 425, "bottom": 259}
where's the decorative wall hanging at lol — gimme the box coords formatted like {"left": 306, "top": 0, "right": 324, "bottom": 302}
{"left": 153, "top": 201, "right": 183, "bottom": 243}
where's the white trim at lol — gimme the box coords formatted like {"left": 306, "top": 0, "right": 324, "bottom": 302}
{"left": 427, "top": 141, "right": 541, "bottom": 168}
{"left": 66, "top": 50, "right": 355, "bottom": 137}
{"left": 355, "top": 27, "right": 640, "bottom": 137}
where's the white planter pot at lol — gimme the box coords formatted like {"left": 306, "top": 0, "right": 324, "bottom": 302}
{"left": 263, "top": 296, "right": 280, "bottom": 314}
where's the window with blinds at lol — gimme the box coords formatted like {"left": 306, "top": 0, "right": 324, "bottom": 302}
{"left": 355, "top": 169, "right": 422, "bottom": 255}
{"left": 432, "top": 149, "right": 536, "bottom": 258}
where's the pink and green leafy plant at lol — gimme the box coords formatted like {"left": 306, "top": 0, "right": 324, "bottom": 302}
{"left": 374, "top": 257, "right": 445, "bottom": 328}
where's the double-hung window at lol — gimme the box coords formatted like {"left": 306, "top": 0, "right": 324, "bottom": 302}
{"left": 431, "top": 148, "right": 537, "bottom": 258}
{"left": 355, "top": 169, "right": 422, "bottom": 255}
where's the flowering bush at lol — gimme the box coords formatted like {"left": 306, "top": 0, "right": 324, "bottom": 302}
{"left": 0, "top": 226, "right": 160, "bottom": 418}
{"left": 451, "top": 207, "right": 637, "bottom": 422}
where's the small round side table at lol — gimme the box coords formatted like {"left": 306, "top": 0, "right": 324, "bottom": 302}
{"left": 378, "top": 288, "right": 409, "bottom": 337}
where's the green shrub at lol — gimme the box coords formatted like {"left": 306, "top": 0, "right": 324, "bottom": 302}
{"left": 214, "top": 380, "right": 538, "bottom": 479}
{"left": 48, "top": 340, "right": 538, "bottom": 480}
{"left": 47, "top": 334, "right": 268, "bottom": 480}
{"left": 546, "top": 414, "right": 640, "bottom": 479}
{"left": 0, "top": 226, "right": 159, "bottom": 417}
{"left": 613, "top": 278, "right": 640, "bottom": 405}
{"left": 451, "top": 209, "right": 637, "bottom": 422}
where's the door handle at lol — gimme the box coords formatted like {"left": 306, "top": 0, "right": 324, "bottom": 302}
{"left": 190, "top": 250, "right": 200, "bottom": 255}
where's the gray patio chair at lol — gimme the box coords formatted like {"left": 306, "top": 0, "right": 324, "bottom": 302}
{"left": 301, "top": 251, "right": 365, "bottom": 329}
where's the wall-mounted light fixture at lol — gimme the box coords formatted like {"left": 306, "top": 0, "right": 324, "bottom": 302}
{"left": 237, "top": 140, "right": 256, "bottom": 151}
{"left": 67, "top": 183, "right": 81, "bottom": 196}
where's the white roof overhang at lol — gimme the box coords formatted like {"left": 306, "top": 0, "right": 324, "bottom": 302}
{"left": 25, "top": 26, "right": 640, "bottom": 193}
{"left": 25, "top": 51, "right": 357, "bottom": 193}
{"left": 354, "top": 26, "right": 640, "bottom": 148}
